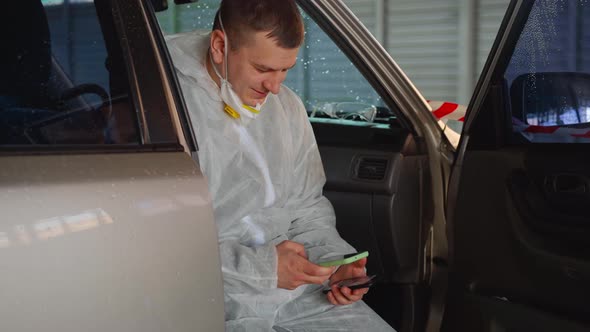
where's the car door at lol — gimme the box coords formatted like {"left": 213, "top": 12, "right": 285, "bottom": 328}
{"left": 0, "top": 1, "right": 224, "bottom": 331}
{"left": 443, "top": 0, "right": 590, "bottom": 331}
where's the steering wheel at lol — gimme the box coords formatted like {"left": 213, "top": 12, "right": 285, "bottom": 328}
{"left": 58, "top": 83, "right": 112, "bottom": 119}
{"left": 24, "top": 83, "right": 113, "bottom": 144}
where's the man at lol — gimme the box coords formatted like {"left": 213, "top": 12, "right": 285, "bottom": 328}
{"left": 166, "top": 0, "right": 395, "bottom": 330}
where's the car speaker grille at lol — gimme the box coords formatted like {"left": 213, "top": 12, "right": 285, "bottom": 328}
{"left": 356, "top": 157, "right": 388, "bottom": 180}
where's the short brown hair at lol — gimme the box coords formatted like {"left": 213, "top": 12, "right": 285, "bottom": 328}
{"left": 212, "top": 0, "right": 304, "bottom": 50}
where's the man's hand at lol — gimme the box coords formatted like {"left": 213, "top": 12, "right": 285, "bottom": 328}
{"left": 276, "top": 240, "right": 335, "bottom": 290}
{"left": 326, "top": 257, "right": 369, "bottom": 305}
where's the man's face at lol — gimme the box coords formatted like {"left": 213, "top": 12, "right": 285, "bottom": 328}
{"left": 225, "top": 31, "right": 299, "bottom": 107}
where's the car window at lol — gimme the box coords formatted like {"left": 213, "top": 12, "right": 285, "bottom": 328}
{"left": 0, "top": 1, "right": 140, "bottom": 147}
{"left": 156, "top": 0, "right": 392, "bottom": 127}
{"left": 505, "top": 0, "right": 590, "bottom": 143}
{"left": 288, "top": 12, "right": 388, "bottom": 125}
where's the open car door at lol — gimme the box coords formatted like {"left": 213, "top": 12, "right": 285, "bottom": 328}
{"left": 443, "top": 0, "right": 590, "bottom": 331}
{"left": 1, "top": 1, "right": 224, "bottom": 330}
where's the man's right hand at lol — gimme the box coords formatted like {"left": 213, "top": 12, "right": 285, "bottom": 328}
{"left": 276, "top": 240, "right": 335, "bottom": 290}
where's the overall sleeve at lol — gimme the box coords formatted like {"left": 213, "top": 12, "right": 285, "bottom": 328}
{"left": 217, "top": 236, "right": 287, "bottom": 290}
{"left": 283, "top": 93, "right": 356, "bottom": 263}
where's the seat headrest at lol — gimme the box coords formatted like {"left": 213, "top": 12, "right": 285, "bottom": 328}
{"left": 0, "top": 1, "right": 52, "bottom": 97}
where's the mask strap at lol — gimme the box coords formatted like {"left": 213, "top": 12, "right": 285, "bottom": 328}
{"left": 218, "top": 12, "right": 229, "bottom": 81}
{"left": 209, "top": 49, "right": 223, "bottom": 81}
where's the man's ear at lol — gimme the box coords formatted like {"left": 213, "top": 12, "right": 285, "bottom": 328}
{"left": 210, "top": 30, "right": 226, "bottom": 64}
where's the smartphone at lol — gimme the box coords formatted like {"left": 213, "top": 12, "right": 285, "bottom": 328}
{"left": 315, "top": 251, "right": 369, "bottom": 267}
{"left": 322, "top": 274, "right": 378, "bottom": 294}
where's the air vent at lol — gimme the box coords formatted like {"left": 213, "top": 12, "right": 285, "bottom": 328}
{"left": 356, "top": 157, "right": 388, "bottom": 181}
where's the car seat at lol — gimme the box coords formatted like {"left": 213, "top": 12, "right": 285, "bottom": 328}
{"left": 1, "top": 0, "right": 52, "bottom": 108}
{"left": 0, "top": 1, "right": 55, "bottom": 144}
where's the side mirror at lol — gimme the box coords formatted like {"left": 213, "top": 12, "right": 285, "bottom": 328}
{"left": 149, "top": 0, "right": 198, "bottom": 12}
{"left": 511, "top": 72, "right": 590, "bottom": 126}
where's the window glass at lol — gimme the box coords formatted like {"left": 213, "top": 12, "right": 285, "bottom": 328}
{"left": 156, "top": 0, "right": 391, "bottom": 126}
{"left": 505, "top": 0, "right": 590, "bottom": 143}
{"left": 1, "top": 1, "right": 139, "bottom": 146}
{"left": 287, "top": 14, "right": 386, "bottom": 124}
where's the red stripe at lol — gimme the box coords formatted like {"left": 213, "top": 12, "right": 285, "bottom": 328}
{"left": 458, "top": 117, "right": 465, "bottom": 122}
{"left": 432, "top": 102, "right": 458, "bottom": 119}
{"left": 523, "top": 126, "right": 559, "bottom": 134}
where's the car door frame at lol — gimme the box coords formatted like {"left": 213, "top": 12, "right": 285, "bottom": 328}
{"left": 296, "top": 1, "right": 455, "bottom": 331}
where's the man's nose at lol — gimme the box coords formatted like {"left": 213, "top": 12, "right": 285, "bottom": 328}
{"left": 263, "top": 74, "right": 282, "bottom": 95}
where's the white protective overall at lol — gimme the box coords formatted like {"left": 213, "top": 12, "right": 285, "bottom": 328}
{"left": 166, "top": 30, "right": 396, "bottom": 332}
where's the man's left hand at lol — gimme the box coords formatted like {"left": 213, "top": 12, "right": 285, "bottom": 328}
{"left": 325, "top": 257, "right": 369, "bottom": 306}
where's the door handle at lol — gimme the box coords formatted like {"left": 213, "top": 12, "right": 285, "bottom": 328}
{"left": 544, "top": 174, "right": 589, "bottom": 194}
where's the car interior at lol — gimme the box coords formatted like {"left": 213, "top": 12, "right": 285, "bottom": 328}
{"left": 1, "top": 0, "right": 138, "bottom": 146}
{"left": 314, "top": 120, "right": 432, "bottom": 329}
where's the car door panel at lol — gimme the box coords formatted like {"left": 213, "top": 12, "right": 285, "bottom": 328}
{"left": 447, "top": 150, "right": 590, "bottom": 331}
{"left": 508, "top": 170, "right": 590, "bottom": 258}
{"left": 0, "top": 152, "right": 225, "bottom": 331}
{"left": 460, "top": 293, "right": 589, "bottom": 332}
